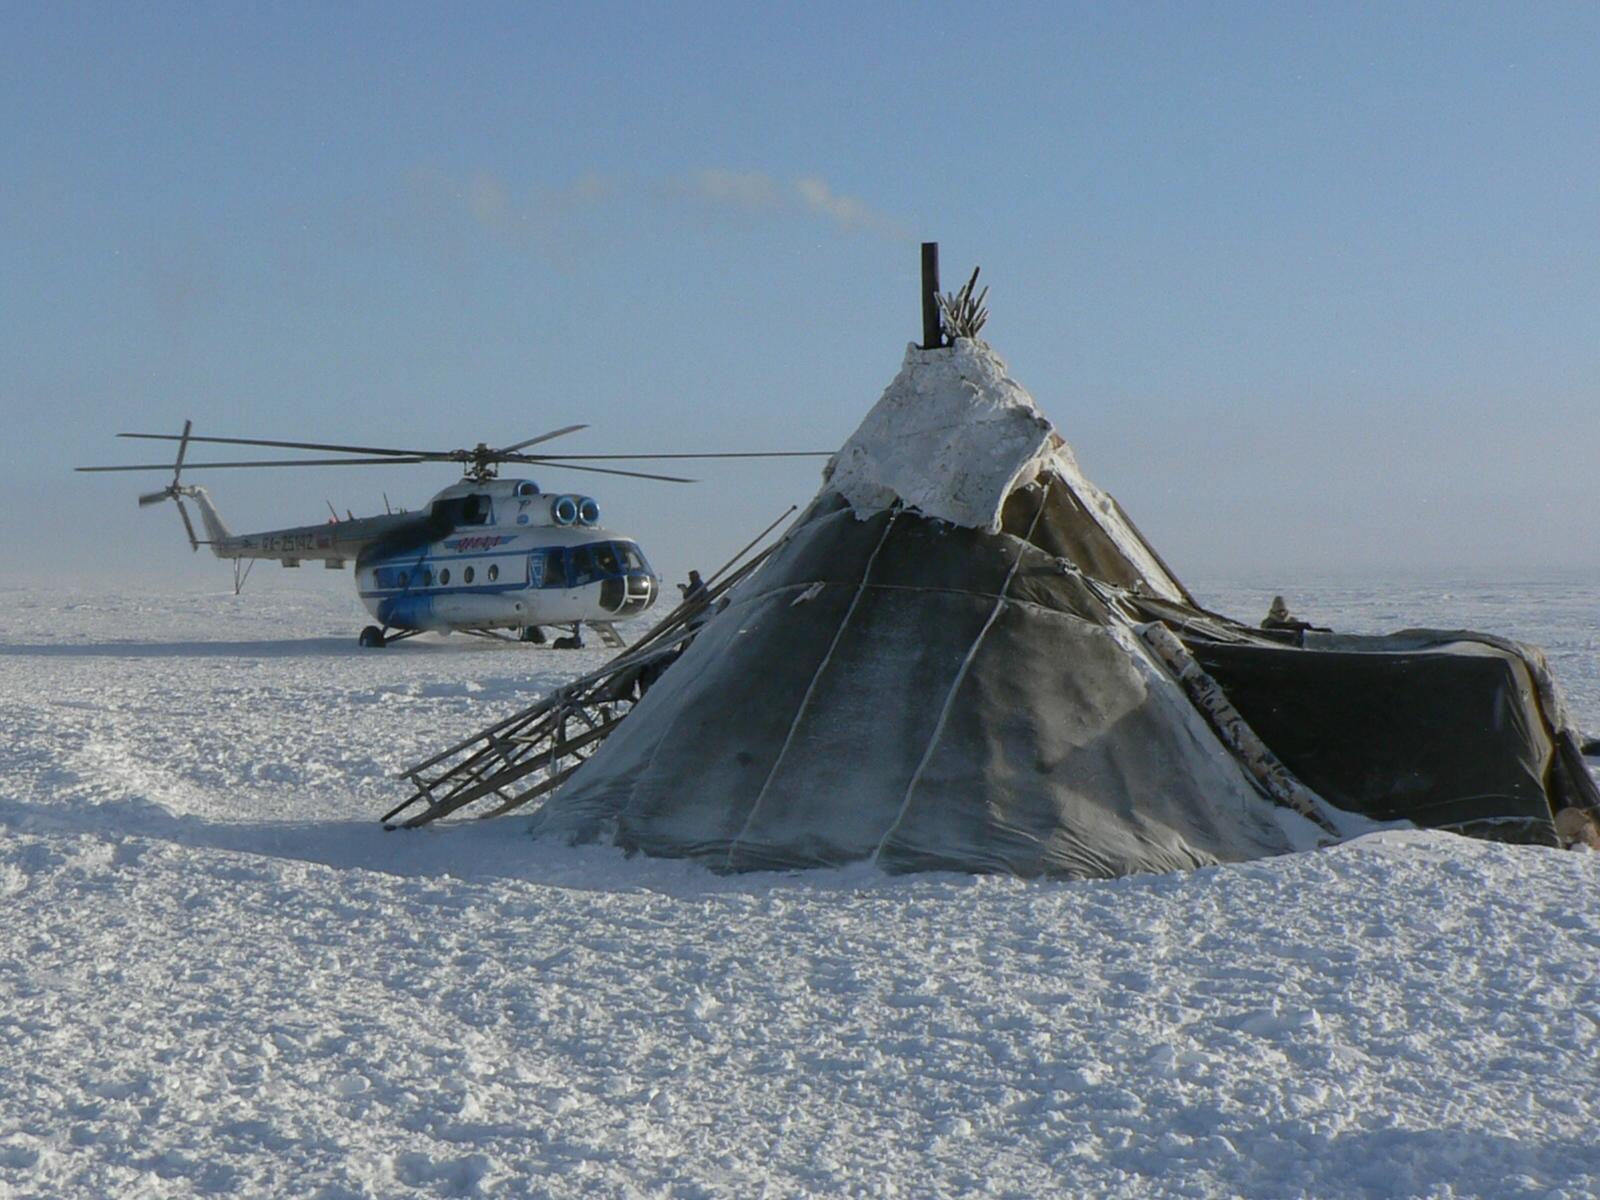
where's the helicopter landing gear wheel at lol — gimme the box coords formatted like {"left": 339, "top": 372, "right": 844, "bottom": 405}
{"left": 519, "top": 625, "right": 546, "bottom": 644}
{"left": 358, "top": 625, "right": 387, "bottom": 649}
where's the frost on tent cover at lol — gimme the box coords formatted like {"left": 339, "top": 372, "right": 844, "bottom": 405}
{"left": 527, "top": 338, "right": 1600, "bottom": 878}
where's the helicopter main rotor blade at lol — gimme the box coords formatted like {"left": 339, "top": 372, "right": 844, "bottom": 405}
{"left": 118, "top": 432, "right": 442, "bottom": 458}
{"left": 496, "top": 424, "right": 589, "bottom": 455}
{"left": 78, "top": 456, "right": 433, "bottom": 472}
{"left": 500, "top": 455, "right": 696, "bottom": 483}
{"left": 526, "top": 450, "right": 834, "bottom": 461}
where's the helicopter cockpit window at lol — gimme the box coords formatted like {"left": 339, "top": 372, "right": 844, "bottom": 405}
{"left": 570, "top": 545, "right": 596, "bottom": 586}
{"left": 595, "top": 544, "right": 620, "bottom": 576}
{"left": 617, "top": 543, "right": 646, "bottom": 572}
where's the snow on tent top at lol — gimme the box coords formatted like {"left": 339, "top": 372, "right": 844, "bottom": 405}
{"left": 530, "top": 339, "right": 1600, "bottom": 876}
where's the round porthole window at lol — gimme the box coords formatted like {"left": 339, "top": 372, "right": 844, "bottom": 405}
{"left": 488, "top": 564, "right": 499, "bottom": 582}
{"left": 439, "top": 568, "right": 451, "bottom": 585}
{"left": 464, "top": 566, "right": 475, "bottom": 584}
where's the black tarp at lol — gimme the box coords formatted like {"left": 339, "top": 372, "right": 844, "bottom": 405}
{"left": 1184, "top": 636, "right": 1569, "bottom": 844}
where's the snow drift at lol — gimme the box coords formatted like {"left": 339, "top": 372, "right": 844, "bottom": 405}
{"left": 6, "top": 585, "right": 1600, "bottom": 1197}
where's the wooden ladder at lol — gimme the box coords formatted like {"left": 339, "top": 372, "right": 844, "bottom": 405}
{"left": 381, "top": 539, "right": 781, "bottom": 829}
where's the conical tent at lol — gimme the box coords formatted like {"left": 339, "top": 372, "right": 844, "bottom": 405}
{"left": 532, "top": 342, "right": 1303, "bottom": 874}
{"left": 530, "top": 339, "right": 1600, "bottom": 876}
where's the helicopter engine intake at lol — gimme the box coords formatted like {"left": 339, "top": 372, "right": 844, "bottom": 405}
{"left": 534, "top": 494, "right": 599, "bottom": 527}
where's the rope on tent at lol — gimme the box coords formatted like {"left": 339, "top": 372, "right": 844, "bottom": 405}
{"left": 725, "top": 508, "right": 903, "bottom": 867}
{"left": 869, "top": 491, "right": 1050, "bottom": 867}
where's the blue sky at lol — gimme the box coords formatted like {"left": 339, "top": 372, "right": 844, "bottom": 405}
{"left": 5, "top": 2, "right": 1600, "bottom": 597}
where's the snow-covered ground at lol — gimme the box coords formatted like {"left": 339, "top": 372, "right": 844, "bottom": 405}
{"left": 2, "top": 578, "right": 1598, "bottom": 1198}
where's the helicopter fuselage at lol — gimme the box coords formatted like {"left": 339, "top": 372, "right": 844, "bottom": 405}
{"left": 79, "top": 418, "right": 824, "bottom": 646}
{"left": 195, "top": 476, "right": 660, "bottom": 637}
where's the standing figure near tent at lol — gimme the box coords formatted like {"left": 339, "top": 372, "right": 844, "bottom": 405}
{"left": 679, "top": 570, "right": 714, "bottom": 630}
{"left": 1262, "top": 595, "right": 1296, "bottom": 629}
{"left": 1261, "top": 595, "right": 1325, "bottom": 637}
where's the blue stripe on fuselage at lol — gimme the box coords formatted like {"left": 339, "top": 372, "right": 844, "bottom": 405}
{"left": 358, "top": 582, "right": 535, "bottom": 599}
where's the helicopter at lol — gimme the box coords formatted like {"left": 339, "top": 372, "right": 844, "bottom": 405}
{"left": 78, "top": 422, "right": 827, "bottom": 648}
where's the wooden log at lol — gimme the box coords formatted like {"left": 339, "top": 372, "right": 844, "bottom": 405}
{"left": 1137, "top": 622, "right": 1339, "bottom": 835}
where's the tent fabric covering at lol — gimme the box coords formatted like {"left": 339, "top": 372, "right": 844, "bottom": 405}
{"left": 531, "top": 496, "right": 1312, "bottom": 878}
{"left": 531, "top": 339, "right": 1600, "bottom": 877}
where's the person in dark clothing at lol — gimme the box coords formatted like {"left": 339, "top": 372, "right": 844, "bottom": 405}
{"left": 679, "top": 569, "right": 712, "bottom": 631}
{"left": 1260, "top": 594, "right": 1330, "bottom": 644}
{"left": 1262, "top": 594, "right": 1318, "bottom": 632}
{"left": 678, "top": 570, "right": 707, "bottom": 604}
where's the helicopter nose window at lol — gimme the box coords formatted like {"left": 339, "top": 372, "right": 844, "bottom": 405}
{"left": 616, "top": 542, "right": 648, "bottom": 573}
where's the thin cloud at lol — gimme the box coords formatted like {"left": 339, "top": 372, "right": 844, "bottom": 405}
{"left": 794, "top": 175, "right": 907, "bottom": 239}
{"left": 684, "top": 168, "right": 785, "bottom": 213}
{"left": 408, "top": 168, "right": 619, "bottom": 268}
{"left": 677, "top": 169, "right": 908, "bottom": 240}
{"left": 540, "top": 173, "right": 616, "bottom": 214}
{"left": 414, "top": 166, "right": 906, "bottom": 257}
{"left": 461, "top": 170, "right": 619, "bottom": 238}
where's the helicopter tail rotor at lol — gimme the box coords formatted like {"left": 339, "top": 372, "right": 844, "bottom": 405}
{"left": 137, "top": 420, "right": 202, "bottom": 549}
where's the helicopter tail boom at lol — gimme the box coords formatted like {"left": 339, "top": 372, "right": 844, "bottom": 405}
{"left": 186, "top": 487, "right": 234, "bottom": 556}
{"left": 204, "top": 509, "right": 424, "bottom": 566}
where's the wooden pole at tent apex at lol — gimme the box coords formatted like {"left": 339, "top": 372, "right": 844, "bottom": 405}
{"left": 921, "top": 241, "right": 943, "bottom": 350}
